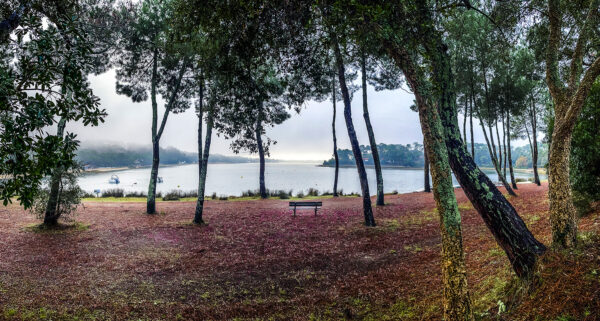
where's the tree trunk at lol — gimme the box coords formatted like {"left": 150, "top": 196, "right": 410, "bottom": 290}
{"left": 392, "top": 45, "right": 473, "bottom": 321}
{"left": 332, "top": 34, "right": 375, "bottom": 226}
{"left": 548, "top": 116, "right": 578, "bottom": 247}
{"left": 146, "top": 50, "right": 159, "bottom": 214}
{"left": 43, "top": 117, "right": 67, "bottom": 226}
{"left": 530, "top": 97, "right": 541, "bottom": 186}
{"left": 463, "top": 98, "right": 467, "bottom": 144}
{"left": 424, "top": 140, "right": 431, "bottom": 193}
{"left": 495, "top": 123, "right": 504, "bottom": 179}
{"left": 194, "top": 106, "right": 214, "bottom": 225}
{"left": 469, "top": 93, "right": 474, "bottom": 158}
{"left": 506, "top": 111, "right": 517, "bottom": 189}
{"left": 256, "top": 117, "right": 267, "bottom": 199}
{"left": 479, "top": 112, "right": 516, "bottom": 196}
{"left": 389, "top": 24, "right": 544, "bottom": 277}
{"left": 332, "top": 75, "right": 339, "bottom": 197}
{"left": 147, "top": 140, "right": 160, "bottom": 214}
{"left": 361, "top": 53, "right": 384, "bottom": 206}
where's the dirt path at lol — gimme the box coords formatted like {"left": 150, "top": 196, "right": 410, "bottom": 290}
{"left": 0, "top": 183, "right": 597, "bottom": 320}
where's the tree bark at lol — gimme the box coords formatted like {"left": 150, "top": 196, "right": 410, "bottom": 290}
{"left": 332, "top": 75, "right": 339, "bottom": 197}
{"left": 361, "top": 53, "right": 384, "bottom": 206}
{"left": 43, "top": 117, "right": 67, "bottom": 226}
{"left": 424, "top": 139, "right": 431, "bottom": 193}
{"left": 548, "top": 117, "right": 578, "bottom": 247}
{"left": 391, "top": 45, "right": 473, "bottom": 321}
{"left": 332, "top": 34, "right": 375, "bottom": 226}
{"left": 506, "top": 111, "right": 517, "bottom": 189}
{"left": 256, "top": 113, "right": 267, "bottom": 199}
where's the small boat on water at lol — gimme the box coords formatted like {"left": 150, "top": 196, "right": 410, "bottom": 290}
{"left": 157, "top": 177, "right": 163, "bottom": 183}
{"left": 109, "top": 174, "right": 120, "bottom": 184}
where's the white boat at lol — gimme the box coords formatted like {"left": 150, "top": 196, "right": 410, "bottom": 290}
{"left": 109, "top": 174, "right": 120, "bottom": 184}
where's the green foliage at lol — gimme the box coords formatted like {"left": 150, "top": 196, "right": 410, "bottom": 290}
{"left": 1, "top": 2, "right": 108, "bottom": 207}
{"left": 571, "top": 81, "right": 600, "bottom": 215}
{"left": 29, "top": 169, "right": 83, "bottom": 222}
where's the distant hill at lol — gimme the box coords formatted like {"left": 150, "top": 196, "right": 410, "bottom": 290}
{"left": 76, "top": 145, "right": 266, "bottom": 168}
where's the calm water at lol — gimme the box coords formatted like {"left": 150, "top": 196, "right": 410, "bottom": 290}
{"left": 79, "top": 163, "right": 546, "bottom": 196}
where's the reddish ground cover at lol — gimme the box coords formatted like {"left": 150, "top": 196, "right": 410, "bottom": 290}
{"left": 0, "top": 182, "right": 599, "bottom": 320}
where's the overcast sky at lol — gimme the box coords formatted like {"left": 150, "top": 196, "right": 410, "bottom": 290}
{"left": 66, "top": 69, "right": 519, "bottom": 161}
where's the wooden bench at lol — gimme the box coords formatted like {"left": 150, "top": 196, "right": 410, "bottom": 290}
{"left": 289, "top": 201, "right": 322, "bottom": 216}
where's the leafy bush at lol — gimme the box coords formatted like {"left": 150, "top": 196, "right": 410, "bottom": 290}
{"left": 211, "top": 192, "right": 217, "bottom": 200}
{"left": 125, "top": 191, "right": 146, "bottom": 197}
{"left": 102, "top": 188, "right": 124, "bottom": 198}
{"left": 81, "top": 191, "right": 96, "bottom": 198}
{"left": 218, "top": 195, "right": 228, "bottom": 200}
{"left": 162, "top": 190, "right": 180, "bottom": 201}
{"left": 571, "top": 81, "right": 600, "bottom": 216}
{"left": 307, "top": 188, "right": 319, "bottom": 196}
{"left": 30, "top": 170, "right": 82, "bottom": 222}
{"left": 296, "top": 191, "right": 305, "bottom": 198}
{"left": 515, "top": 178, "right": 527, "bottom": 183}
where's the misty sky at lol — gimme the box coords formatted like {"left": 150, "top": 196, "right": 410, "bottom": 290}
{"left": 66, "top": 69, "right": 521, "bottom": 161}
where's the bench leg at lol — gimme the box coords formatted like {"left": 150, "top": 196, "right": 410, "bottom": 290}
{"left": 314, "top": 207, "right": 317, "bottom": 216}
{"left": 294, "top": 206, "right": 296, "bottom": 217}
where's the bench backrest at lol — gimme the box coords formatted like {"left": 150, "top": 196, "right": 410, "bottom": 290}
{"left": 289, "top": 201, "right": 322, "bottom": 207}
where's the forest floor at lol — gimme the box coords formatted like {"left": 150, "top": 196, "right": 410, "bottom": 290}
{"left": 0, "top": 182, "right": 599, "bottom": 320}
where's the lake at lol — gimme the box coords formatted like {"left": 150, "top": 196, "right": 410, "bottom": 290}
{"left": 79, "top": 162, "right": 547, "bottom": 197}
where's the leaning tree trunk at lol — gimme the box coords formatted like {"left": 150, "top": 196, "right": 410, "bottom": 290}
{"left": 391, "top": 16, "right": 545, "bottom": 277}
{"left": 332, "top": 76, "right": 340, "bottom": 197}
{"left": 506, "top": 111, "right": 517, "bottom": 189}
{"left": 332, "top": 34, "right": 375, "bottom": 226}
{"left": 394, "top": 45, "right": 473, "bottom": 321}
{"left": 361, "top": 53, "right": 384, "bottom": 206}
{"left": 424, "top": 140, "right": 431, "bottom": 193}
{"left": 194, "top": 107, "right": 214, "bottom": 224}
{"left": 43, "top": 117, "right": 67, "bottom": 226}
{"left": 256, "top": 117, "right": 267, "bottom": 199}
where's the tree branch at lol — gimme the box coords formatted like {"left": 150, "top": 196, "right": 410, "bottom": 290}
{"left": 567, "top": 0, "right": 599, "bottom": 92}
{"left": 545, "top": 0, "right": 566, "bottom": 106}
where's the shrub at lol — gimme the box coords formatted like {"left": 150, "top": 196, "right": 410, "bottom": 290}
{"left": 162, "top": 190, "right": 181, "bottom": 201}
{"left": 218, "top": 195, "right": 228, "bottom": 200}
{"left": 391, "top": 190, "right": 399, "bottom": 195}
{"left": 277, "top": 190, "right": 290, "bottom": 199}
{"left": 125, "top": 191, "right": 146, "bottom": 197}
{"left": 211, "top": 192, "right": 217, "bottom": 200}
{"left": 30, "top": 169, "right": 82, "bottom": 222}
{"left": 102, "top": 188, "right": 124, "bottom": 198}
{"left": 81, "top": 191, "right": 96, "bottom": 198}
{"left": 515, "top": 178, "right": 527, "bottom": 183}
{"left": 296, "top": 191, "right": 305, "bottom": 198}
{"left": 307, "top": 187, "right": 319, "bottom": 196}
